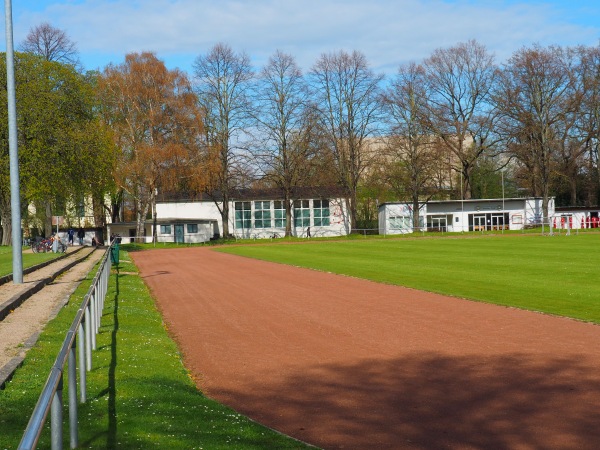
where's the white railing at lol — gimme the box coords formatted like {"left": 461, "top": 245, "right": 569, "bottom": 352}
{"left": 18, "top": 243, "right": 114, "bottom": 449}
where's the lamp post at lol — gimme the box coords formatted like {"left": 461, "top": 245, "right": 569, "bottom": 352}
{"left": 4, "top": 0, "right": 23, "bottom": 283}
{"left": 501, "top": 170, "right": 505, "bottom": 234}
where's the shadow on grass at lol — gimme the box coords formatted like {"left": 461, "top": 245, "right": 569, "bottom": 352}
{"left": 107, "top": 265, "right": 119, "bottom": 448}
{"left": 213, "top": 353, "right": 600, "bottom": 449}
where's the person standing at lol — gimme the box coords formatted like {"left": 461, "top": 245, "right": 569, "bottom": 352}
{"left": 67, "top": 227, "right": 75, "bottom": 246}
{"left": 77, "top": 227, "right": 85, "bottom": 245}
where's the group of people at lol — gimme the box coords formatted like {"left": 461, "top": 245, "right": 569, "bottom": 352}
{"left": 66, "top": 227, "right": 86, "bottom": 246}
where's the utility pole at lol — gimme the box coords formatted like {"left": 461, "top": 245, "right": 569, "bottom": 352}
{"left": 5, "top": 0, "right": 23, "bottom": 283}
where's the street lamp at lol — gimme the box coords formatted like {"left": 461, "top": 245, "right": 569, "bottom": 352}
{"left": 4, "top": 0, "right": 23, "bottom": 283}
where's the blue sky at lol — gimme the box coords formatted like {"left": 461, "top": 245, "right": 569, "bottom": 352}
{"left": 1, "top": 0, "right": 599, "bottom": 76}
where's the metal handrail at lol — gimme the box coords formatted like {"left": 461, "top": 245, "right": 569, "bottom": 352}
{"left": 18, "top": 243, "right": 114, "bottom": 450}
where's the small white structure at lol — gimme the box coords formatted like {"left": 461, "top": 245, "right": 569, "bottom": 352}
{"left": 379, "top": 197, "right": 554, "bottom": 234}
{"left": 107, "top": 218, "right": 218, "bottom": 244}
{"left": 552, "top": 206, "right": 600, "bottom": 230}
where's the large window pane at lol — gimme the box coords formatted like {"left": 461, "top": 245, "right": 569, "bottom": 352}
{"left": 294, "top": 200, "right": 310, "bottom": 227}
{"left": 235, "top": 201, "right": 251, "bottom": 229}
{"left": 313, "top": 199, "right": 330, "bottom": 226}
{"left": 254, "top": 200, "right": 272, "bottom": 228}
{"left": 274, "top": 200, "right": 286, "bottom": 228}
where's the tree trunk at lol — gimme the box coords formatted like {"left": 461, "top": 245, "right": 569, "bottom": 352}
{"left": 221, "top": 197, "right": 230, "bottom": 238}
{"left": 412, "top": 195, "right": 420, "bottom": 232}
{"left": 1, "top": 209, "right": 11, "bottom": 246}
{"left": 285, "top": 195, "right": 292, "bottom": 237}
{"left": 45, "top": 201, "right": 53, "bottom": 237}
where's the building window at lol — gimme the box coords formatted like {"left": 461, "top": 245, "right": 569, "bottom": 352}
{"left": 390, "top": 216, "right": 411, "bottom": 231}
{"left": 235, "top": 201, "right": 251, "bottom": 229}
{"left": 313, "top": 199, "right": 330, "bottom": 226}
{"left": 274, "top": 201, "right": 286, "bottom": 228}
{"left": 160, "top": 225, "right": 171, "bottom": 234}
{"left": 294, "top": 200, "right": 310, "bottom": 227}
{"left": 187, "top": 224, "right": 198, "bottom": 234}
{"left": 254, "top": 201, "right": 272, "bottom": 228}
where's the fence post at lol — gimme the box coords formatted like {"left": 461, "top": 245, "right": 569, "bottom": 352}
{"left": 90, "top": 291, "right": 97, "bottom": 350}
{"left": 51, "top": 373, "right": 63, "bottom": 450}
{"left": 85, "top": 305, "right": 92, "bottom": 371}
{"left": 68, "top": 343, "right": 78, "bottom": 448}
{"left": 78, "top": 323, "right": 86, "bottom": 402}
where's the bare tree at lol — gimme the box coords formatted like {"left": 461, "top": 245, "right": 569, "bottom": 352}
{"left": 422, "top": 39, "right": 499, "bottom": 200}
{"left": 381, "top": 62, "right": 443, "bottom": 229}
{"left": 252, "top": 50, "right": 322, "bottom": 236}
{"left": 495, "top": 44, "right": 578, "bottom": 220}
{"left": 192, "top": 43, "right": 253, "bottom": 238}
{"left": 574, "top": 44, "right": 600, "bottom": 206}
{"left": 20, "top": 22, "right": 79, "bottom": 66}
{"left": 310, "top": 50, "right": 383, "bottom": 232}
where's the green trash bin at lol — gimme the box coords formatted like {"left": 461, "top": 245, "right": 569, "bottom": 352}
{"left": 111, "top": 242, "right": 120, "bottom": 265}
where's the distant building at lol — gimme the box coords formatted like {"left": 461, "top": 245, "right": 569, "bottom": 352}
{"left": 108, "top": 187, "right": 350, "bottom": 243}
{"left": 379, "top": 197, "right": 554, "bottom": 234}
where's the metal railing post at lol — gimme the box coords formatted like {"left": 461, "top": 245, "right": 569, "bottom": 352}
{"left": 51, "top": 373, "right": 63, "bottom": 450}
{"left": 78, "top": 323, "right": 86, "bottom": 402}
{"left": 90, "top": 290, "right": 97, "bottom": 350}
{"left": 68, "top": 342, "right": 78, "bottom": 449}
{"left": 85, "top": 305, "right": 92, "bottom": 371}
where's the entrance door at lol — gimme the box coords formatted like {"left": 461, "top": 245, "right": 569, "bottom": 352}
{"left": 175, "top": 224, "right": 184, "bottom": 243}
{"left": 432, "top": 217, "right": 447, "bottom": 232}
{"left": 473, "top": 215, "right": 486, "bottom": 231}
{"left": 491, "top": 214, "right": 504, "bottom": 230}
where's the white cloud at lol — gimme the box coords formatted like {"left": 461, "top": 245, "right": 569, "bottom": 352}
{"left": 4, "top": 0, "right": 600, "bottom": 74}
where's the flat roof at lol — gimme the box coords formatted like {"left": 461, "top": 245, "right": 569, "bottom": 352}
{"left": 380, "top": 197, "right": 548, "bottom": 207}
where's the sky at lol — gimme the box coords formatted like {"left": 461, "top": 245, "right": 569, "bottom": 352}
{"left": 1, "top": 0, "right": 599, "bottom": 77}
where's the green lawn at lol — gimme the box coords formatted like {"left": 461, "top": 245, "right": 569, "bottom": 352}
{"left": 0, "top": 251, "right": 310, "bottom": 449}
{"left": 0, "top": 247, "right": 62, "bottom": 276}
{"left": 218, "top": 233, "right": 600, "bottom": 323}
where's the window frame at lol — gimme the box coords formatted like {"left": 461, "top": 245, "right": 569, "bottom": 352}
{"left": 274, "top": 200, "right": 286, "bottom": 228}
{"left": 294, "top": 199, "right": 310, "bottom": 227}
{"left": 235, "top": 201, "right": 252, "bottom": 230}
{"left": 313, "top": 199, "right": 330, "bottom": 227}
{"left": 254, "top": 200, "right": 272, "bottom": 229}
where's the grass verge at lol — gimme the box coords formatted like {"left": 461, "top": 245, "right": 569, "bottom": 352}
{"left": 0, "top": 248, "right": 62, "bottom": 277}
{"left": 0, "top": 250, "right": 310, "bottom": 449}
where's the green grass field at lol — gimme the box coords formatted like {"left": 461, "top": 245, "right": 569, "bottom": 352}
{"left": 217, "top": 233, "right": 600, "bottom": 323}
{"left": 0, "top": 248, "right": 62, "bottom": 277}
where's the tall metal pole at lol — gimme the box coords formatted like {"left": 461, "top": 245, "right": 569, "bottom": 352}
{"left": 4, "top": 0, "right": 23, "bottom": 283}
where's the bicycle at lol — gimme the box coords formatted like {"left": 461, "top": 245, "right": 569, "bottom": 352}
{"left": 31, "top": 236, "right": 66, "bottom": 253}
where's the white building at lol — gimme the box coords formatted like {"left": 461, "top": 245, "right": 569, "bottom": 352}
{"left": 108, "top": 188, "right": 350, "bottom": 243}
{"left": 553, "top": 206, "right": 600, "bottom": 230}
{"left": 379, "top": 197, "right": 554, "bottom": 234}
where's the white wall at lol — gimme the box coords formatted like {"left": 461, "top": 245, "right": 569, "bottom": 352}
{"left": 157, "top": 197, "right": 349, "bottom": 239}
{"left": 379, "top": 198, "right": 554, "bottom": 234}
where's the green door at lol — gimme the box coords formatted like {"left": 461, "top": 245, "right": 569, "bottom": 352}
{"left": 175, "top": 224, "right": 184, "bottom": 243}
